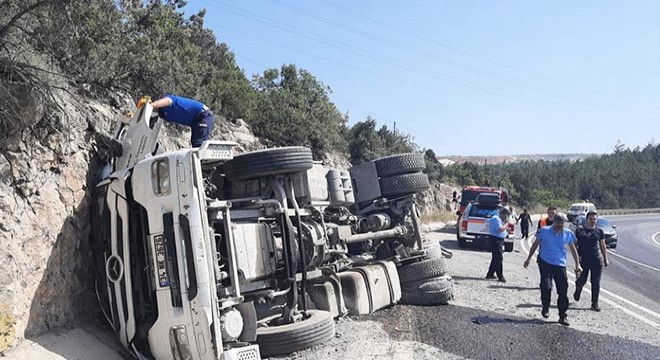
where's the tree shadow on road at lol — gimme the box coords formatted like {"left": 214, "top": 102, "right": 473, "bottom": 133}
{"left": 488, "top": 285, "right": 538, "bottom": 291}
{"left": 439, "top": 240, "right": 490, "bottom": 252}
{"left": 368, "top": 304, "right": 660, "bottom": 360}
{"left": 517, "top": 303, "right": 593, "bottom": 311}
{"left": 471, "top": 315, "right": 546, "bottom": 326}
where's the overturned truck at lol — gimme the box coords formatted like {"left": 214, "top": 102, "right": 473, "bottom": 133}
{"left": 91, "top": 105, "right": 453, "bottom": 360}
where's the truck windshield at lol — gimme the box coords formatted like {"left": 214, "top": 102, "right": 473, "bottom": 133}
{"left": 460, "top": 191, "right": 480, "bottom": 205}
{"left": 468, "top": 206, "right": 500, "bottom": 218}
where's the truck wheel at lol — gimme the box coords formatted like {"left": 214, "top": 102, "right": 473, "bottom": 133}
{"left": 223, "top": 147, "right": 313, "bottom": 181}
{"left": 400, "top": 275, "right": 454, "bottom": 305}
{"left": 401, "top": 286, "right": 454, "bottom": 305}
{"left": 374, "top": 153, "right": 426, "bottom": 177}
{"left": 379, "top": 172, "right": 430, "bottom": 198}
{"left": 255, "top": 310, "right": 335, "bottom": 357}
{"left": 422, "top": 242, "right": 443, "bottom": 259}
{"left": 397, "top": 256, "right": 448, "bottom": 283}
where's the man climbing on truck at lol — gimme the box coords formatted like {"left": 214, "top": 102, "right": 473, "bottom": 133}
{"left": 138, "top": 94, "right": 215, "bottom": 148}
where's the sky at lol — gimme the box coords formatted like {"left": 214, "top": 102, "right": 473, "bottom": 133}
{"left": 185, "top": 0, "right": 660, "bottom": 156}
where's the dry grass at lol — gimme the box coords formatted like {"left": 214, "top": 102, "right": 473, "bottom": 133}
{"left": 420, "top": 211, "right": 458, "bottom": 224}
{"left": 0, "top": 303, "right": 14, "bottom": 352}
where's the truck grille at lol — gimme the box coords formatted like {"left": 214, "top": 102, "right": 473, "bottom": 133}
{"left": 222, "top": 345, "right": 261, "bottom": 360}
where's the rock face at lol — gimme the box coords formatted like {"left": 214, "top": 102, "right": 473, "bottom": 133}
{"left": 0, "top": 86, "right": 263, "bottom": 349}
{"left": 417, "top": 182, "right": 459, "bottom": 215}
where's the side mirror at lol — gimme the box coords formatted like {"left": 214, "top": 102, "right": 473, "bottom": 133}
{"left": 612, "top": 224, "right": 617, "bottom": 229}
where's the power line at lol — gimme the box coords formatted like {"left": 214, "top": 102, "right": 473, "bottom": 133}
{"left": 235, "top": 52, "right": 464, "bottom": 154}
{"left": 317, "top": 0, "right": 660, "bottom": 115}
{"left": 202, "top": 0, "right": 604, "bottom": 116}
{"left": 201, "top": 1, "right": 660, "bottom": 135}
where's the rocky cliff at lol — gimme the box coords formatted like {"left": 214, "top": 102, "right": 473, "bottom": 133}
{"left": 0, "top": 83, "right": 262, "bottom": 349}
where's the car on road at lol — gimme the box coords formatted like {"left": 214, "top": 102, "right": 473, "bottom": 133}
{"left": 567, "top": 202, "right": 597, "bottom": 222}
{"left": 457, "top": 194, "right": 514, "bottom": 251}
{"left": 456, "top": 186, "right": 509, "bottom": 218}
{"left": 570, "top": 215, "right": 618, "bottom": 248}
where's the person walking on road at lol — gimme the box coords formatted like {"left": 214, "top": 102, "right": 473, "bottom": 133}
{"left": 517, "top": 208, "right": 534, "bottom": 240}
{"left": 537, "top": 206, "right": 557, "bottom": 231}
{"left": 524, "top": 213, "right": 582, "bottom": 326}
{"left": 140, "top": 94, "right": 215, "bottom": 148}
{"left": 486, "top": 207, "right": 511, "bottom": 283}
{"left": 573, "top": 211, "right": 609, "bottom": 311}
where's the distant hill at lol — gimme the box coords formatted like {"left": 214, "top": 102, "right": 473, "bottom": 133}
{"left": 439, "top": 153, "right": 595, "bottom": 165}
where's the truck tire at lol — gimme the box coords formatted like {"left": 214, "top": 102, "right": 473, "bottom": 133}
{"left": 397, "top": 256, "right": 448, "bottom": 283}
{"left": 379, "top": 172, "right": 430, "bottom": 198}
{"left": 401, "top": 286, "right": 454, "bottom": 306}
{"left": 224, "top": 147, "right": 313, "bottom": 181}
{"left": 374, "top": 153, "right": 426, "bottom": 177}
{"left": 422, "top": 242, "right": 443, "bottom": 259}
{"left": 400, "top": 275, "right": 454, "bottom": 305}
{"left": 255, "top": 310, "right": 335, "bottom": 357}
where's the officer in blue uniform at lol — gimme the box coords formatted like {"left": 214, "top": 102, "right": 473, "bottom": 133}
{"left": 486, "top": 207, "right": 511, "bottom": 283}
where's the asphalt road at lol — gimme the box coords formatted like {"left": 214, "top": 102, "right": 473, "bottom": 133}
{"left": 370, "top": 305, "right": 660, "bottom": 360}
{"left": 516, "top": 214, "right": 660, "bottom": 333}
{"left": 599, "top": 215, "right": 660, "bottom": 315}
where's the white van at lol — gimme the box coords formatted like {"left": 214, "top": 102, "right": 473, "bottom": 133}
{"left": 567, "top": 202, "right": 597, "bottom": 222}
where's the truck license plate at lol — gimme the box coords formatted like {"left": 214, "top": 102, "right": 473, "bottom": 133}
{"left": 154, "top": 235, "right": 170, "bottom": 287}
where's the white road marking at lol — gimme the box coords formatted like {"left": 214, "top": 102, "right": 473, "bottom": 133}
{"left": 520, "top": 236, "right": 660, "bottom": 330}
{"left": 652, "top": 231, "right": 660, "bottom": 248}
{"left": 566, "top": 276, "right": 660, "bottom": 331}
{"left": 607, "top": 250, "right": 660, "bottom": 273}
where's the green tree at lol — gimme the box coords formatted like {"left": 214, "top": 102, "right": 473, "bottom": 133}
{"left": 346, "top": 117, "right": 416, "bottom": 164}
{"left": 251, "top": 64, "right": 346, "bottom": 159}
{"left": 423, "top": 149, "right": 444, "bottom": 182}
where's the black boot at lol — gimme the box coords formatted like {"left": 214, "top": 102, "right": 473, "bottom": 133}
{"left": 573, "top": 285, "right": 583, "bottom": 301}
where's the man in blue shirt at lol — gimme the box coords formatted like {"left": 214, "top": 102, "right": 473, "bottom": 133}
{"left": 486, "top": 207, "right": 511, "bottom": 283}
{"left": 524, "top": 213, "right": 581, "bottom": 326}
{"left": 149, "top": 94, "right": 215, "bottom": 148}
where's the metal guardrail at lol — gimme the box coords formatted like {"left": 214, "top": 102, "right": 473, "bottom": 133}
{"left": 597, "top": 208, "right": 660, "bottom": 216}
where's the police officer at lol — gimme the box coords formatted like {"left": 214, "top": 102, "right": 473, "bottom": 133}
{"left": 486, "top": 207, "right": 511, "bottom": 283}
{"left": 573, "top": 211, "right": 609, "bottom": 311}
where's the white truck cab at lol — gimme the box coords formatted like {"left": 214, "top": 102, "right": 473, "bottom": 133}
{"left": 92, "top": 108, "right": 260, "bottom": 359}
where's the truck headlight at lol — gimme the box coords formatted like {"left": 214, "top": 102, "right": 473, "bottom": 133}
{"left": 151, "top": 159, "right": 171, "bottom": 196}
{"left": 169, "top": 325, "right": 192, "bottom": 360}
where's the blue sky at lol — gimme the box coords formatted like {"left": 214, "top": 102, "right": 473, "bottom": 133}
{"left": 186, "top": 0, "right": 660, "bottom": 156}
